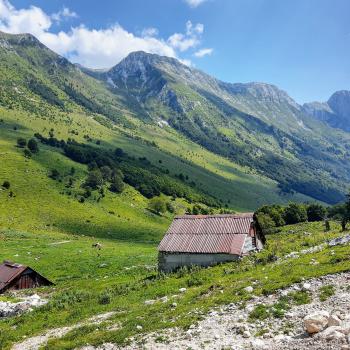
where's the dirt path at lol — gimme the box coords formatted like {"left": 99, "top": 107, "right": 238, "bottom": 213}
{"left": 48, "top": 240, "right": 71, "bottom": 245}
{"left": 11, "top": 312, "right": 116, "bottom": 350}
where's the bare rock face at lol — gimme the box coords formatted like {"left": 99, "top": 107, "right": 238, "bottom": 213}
{"left": 304, "top": 311, "right": 330, "bottom": 334}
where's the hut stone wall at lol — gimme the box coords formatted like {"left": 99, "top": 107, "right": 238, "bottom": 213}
{"left": 158, "top": 252, "right": 240, "bottom": 273}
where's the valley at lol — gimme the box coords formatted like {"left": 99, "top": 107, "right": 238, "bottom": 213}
{"left": 0, "top": 29, "right": 350, "bottom": 350}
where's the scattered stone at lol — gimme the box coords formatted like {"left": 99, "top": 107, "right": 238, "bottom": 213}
{"left": 160, "top": 296, "right": 168, "bottom": 303}
{"left": 304, "top": 311, "right": 330, "bottom": 334}
{"left": 318, "top": 326, "right": 346, "bottom": 341}
{"left": 136, "top": 325, "right": 143, "bottom": 331}
{"left": 0, "top": 294, "right": 47, "bottom": 318}
{"left": 242, "top": 330, "right": 251, "bottom": 338}
{"left": 179, "top": 288, "right": 187, "bottom": 293}
{"left": 340, "top": 322, "right": 350, "bottom": 335}
{"left": 250, "top": 339, "right": 268, "bottom": 349}
{"left": 144, "top": 300, "right": 156, "bottom": 305}
{"left": 244, "top": 286, "right": 254, "bottom": 293}
{"left": 328, "top": 314, "right": 341, "bottom": 327}
{"left": 302, "top": 283, "right": 311, "bottom": 290}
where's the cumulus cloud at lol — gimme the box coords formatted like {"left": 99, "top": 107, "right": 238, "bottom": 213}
{"left": 184, "top": 0, "right": 208, "bottom": 8}
{"left": 51, "top": 7, "right": 78, "bottom": 22}
{"left": 0, "top": 0, "right": 210, "bottom": 68}
{"left": 168, "top": 20, "right": 203, "bottom": 52}
{"left": 0, "top": 0, "right": 51, "bottom": 37}
{"left": 194, "top": 48, "right": 213, "bottom": 57}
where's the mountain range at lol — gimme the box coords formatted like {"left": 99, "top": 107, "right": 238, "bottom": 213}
{"left": 303, "top": 90, "right": 350, "bottom": 132}
{"left": 0, "top": 30, "right": 350, "bottom": 222}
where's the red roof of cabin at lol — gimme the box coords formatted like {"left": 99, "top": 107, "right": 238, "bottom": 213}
{"left": 158, "top": 213, "right": 254, "bottom": 255}
{"left": 0, "top": 261, "right": 53, "bottom": 292}
{"left": 0, "top": 262, "right": 27, "bottom": 291}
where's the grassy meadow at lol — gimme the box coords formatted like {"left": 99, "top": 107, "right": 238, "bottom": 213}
{"left": 0, "top": 44, "right": 346, "bottom": 349}
{"left": 0, "top": 221, "right": 349, "bottom": 349}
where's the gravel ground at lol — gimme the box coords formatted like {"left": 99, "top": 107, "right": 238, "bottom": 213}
{"left": 110, "top": 271, "right": 350, "bottom": 350}
{"left": 9, "top": 271, "right": 350, "bottom": 350}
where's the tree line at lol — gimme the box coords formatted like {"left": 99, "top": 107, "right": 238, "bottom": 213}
{"left": 256, "top": 195, "right": 350, "bottom": 234}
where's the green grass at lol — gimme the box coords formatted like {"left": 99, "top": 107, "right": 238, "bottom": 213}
{"left": 319, "top": 285, "right": 335, "bottom": 301}
{"left": 0, "top": 221, "right": 349, "bottom": 349}
{"left": 1, "top": 34, "right": 350, "bottom": 350}
{"left": 289, "top": 290, "right": 311, "bottom": 305}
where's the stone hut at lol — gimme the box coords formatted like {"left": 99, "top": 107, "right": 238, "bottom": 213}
{"left": 158, "top": 213, "right": 264, "bottom": 272}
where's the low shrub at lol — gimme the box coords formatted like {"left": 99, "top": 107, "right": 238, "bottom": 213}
{"left": 248, "top": 304, "right": 269, "bottom": 321}
{"left": 319, "top": 285, "right": 335, "bottom": 301}
{"left": 2, "top": 181, "right": 10, "bottom": 189}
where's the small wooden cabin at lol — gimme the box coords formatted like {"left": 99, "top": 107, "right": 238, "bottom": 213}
{"left": 158, "top": 213, "right": 264, "bottom": 272}
{"left": 0, "top": 261, "right": 53, "bottom": 293}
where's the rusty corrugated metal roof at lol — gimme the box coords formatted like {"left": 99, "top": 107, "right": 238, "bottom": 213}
{"left": 158, "top": 213, "right": 254, "bottom": 254}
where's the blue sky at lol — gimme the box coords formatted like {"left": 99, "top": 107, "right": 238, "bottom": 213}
{"left": 1, "top": 0, "right": 349, "bottom": 103}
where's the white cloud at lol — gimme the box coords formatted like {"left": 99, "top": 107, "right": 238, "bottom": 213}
{"left": 52, "top": 7, "right": 78, "bottom": 22}
{"left": 0, "top": 0, "right": 51, "bottom": 37}
{"left": 0, "top": 0, "right": 211, "bottom": 68}
{"left": 141, "top": 27, "right": 158, "bottom": 37}
{"left": 179, "top": 58, "right": 193, "bottom": 67}
{"left": 168, "top": 21, "right": 203, "bottom": 52}
{"left": 184, "top": 0, "right": 208, "bottom": 8}
{"left": 194, "top": 48, "right": 213, "bottom": 57}
{"left": 186, "top": 20, "right": 203, "bottom": 35}
{"left": 41, "top": 25, "right": 176, "bottom": 68}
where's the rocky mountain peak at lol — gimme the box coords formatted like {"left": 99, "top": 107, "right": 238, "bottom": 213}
{"left": 0, "top": 31, "right": 44, "bottom": 48}
{"left": 224, "top": 82, "right": 301, "bottom": 110}
{"left": 328, "top": 90, "right": 350, "bottom": 119}
{"left": 303, "top": 90, "right": 350, "bottom": 131}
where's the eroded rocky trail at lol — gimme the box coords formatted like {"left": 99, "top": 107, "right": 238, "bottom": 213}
{"left": 79, "top": 271, "right": 350, "bottom": 350}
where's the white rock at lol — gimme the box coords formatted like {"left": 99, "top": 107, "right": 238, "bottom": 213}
{"left": 179, "top": 288, "right": 187, "bottom": 293}
{"left": 245, "top": 304, "right": 255, "bottom": 313}
{"left": 237, "top": 314, "right": 245, "bottom": 322}
{"left": 304, "top": 311, "right": 330, "bottom": 334}
{"left": 136, "top": 325, "right": 143, "bottom": 330}
{"left": 328, "top": 314, "right": 342, "bottom": 327}
{"left": 242, "top": 330, "right": 251, "bottom": 338}
{"left": 250, "top": 339, "right": 268, "bottom": 349}
{"left": 274, "top": 334, "right": 286, "bottom": 342}
{"left": 240, "top": 324, "right": 249, "bottom": 332}
{"left": 319, "top": 326, "right": 346, "bottom": 340}
{"left": 302, "top": 282, "right": 311, "bottom": 290}
{"left": 340, "top": 321, "right": 350, "bottom": 335}
{"left": 144, "top": 300, "right": 156, "bottom": 305}
{"left": 160, "top": 296, "right": 168, "bottom": 303}
{"left": 244, "top": 286, "right": 254, "bottom": 293}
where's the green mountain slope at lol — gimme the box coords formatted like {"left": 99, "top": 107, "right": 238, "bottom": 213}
{"left": 99, "top": 51, "right": 350, "bottom": 204}
{"left": 0, "top": 31, "right": 348, "bottom": 239}
{"left": 0, "top": 31, "right": 318, "bottom": 238}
